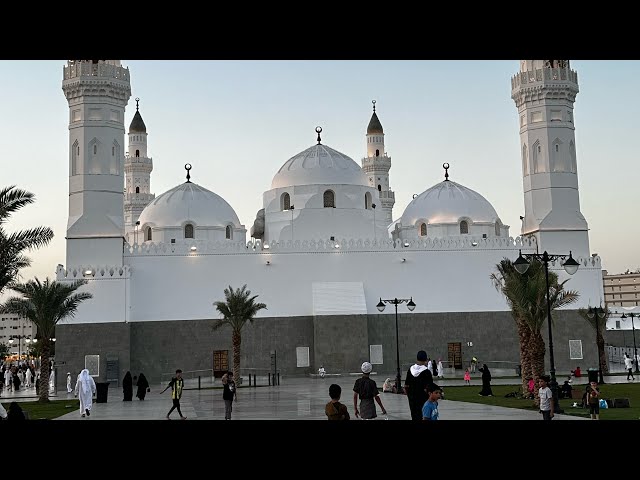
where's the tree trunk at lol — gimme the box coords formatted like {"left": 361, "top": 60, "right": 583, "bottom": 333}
{"left": 518, "top": 321, "right": 531, "bottom": 396}
{"left": 232, "top": 329, "right": 241, "bottom": 384}
{"left": 597, "top": 330, "right": 609, "bottom": 374}
{"left": 530, "top": 330, "right": 546, "bottom": 384}
{"left": 38, "top": 342, "right": 51, "bottom": 403}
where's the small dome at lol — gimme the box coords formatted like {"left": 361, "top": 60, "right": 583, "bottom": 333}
{"left": 367, "top": 112, "right": 383, "bottom": 135}
{"left": 271, "top": 144, "right": 368, "bottom": 189}
{"left": 129, "top": 110, "right": 146, "bottom": 133}
{"left": 401, "top": 180, "right": 500, "bottom": 227}
{"left": 138, "top": 182, "right": 240, "bottom": 228}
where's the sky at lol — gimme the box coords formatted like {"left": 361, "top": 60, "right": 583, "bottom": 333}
{"left": 1, "top": 60, "right": 638, "bottom": 291}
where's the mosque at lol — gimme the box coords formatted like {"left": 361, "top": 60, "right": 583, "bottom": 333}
{"left": 54, "top": 60, "right": 604, "bottom": 385}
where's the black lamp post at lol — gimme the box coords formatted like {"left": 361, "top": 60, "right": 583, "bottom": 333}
{"left": 621, "top": 312, "right": 639, "bottom": 373}
{"left": 376, "top": 296, "right": 416, "bottom": 394}
{"left": 514, "top": 249, "right": 580, "bottom": 414}
{"left": 9, "top": 335, "right": 26, "bottom": 360}
{"left": 587, "top": 306, "right": 606, "bottom": 384}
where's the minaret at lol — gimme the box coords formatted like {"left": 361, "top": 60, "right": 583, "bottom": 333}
{"left": 511, "top": 60, "right": 590, "bottom": 257}
{"left": 361, "top": 100, "right": 395, "bottom": 225}
{"left": 62, "top": 60, "right": 132, "bottom": 267}
{"left": 124, "top": 97, "right": 154, "bottom": 245}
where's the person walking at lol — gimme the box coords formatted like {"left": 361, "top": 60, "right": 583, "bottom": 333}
{"left": 470, "top": 356, "right": 478, "bottom": 373}
{"left": 122, "top": 371, "right": 133, "bottom": 401}
{"left": 161, "top": 369, "right": 186, "bottom": 420}
{"left": 421, "top": 383, "right": 442, "bottom": 421}
{"left": 624, "top": 353, "right": 635, "bottom": 380}
{"left": 136, "top": 373, "right": 150, "bottom": 401}
{"left": 222, "top": 371, "right": 237, "bottom": 420}
{"left": 537, "top": 375, "right": 554, "bottom": 421}
{"left": 404, "top": 350, "right": 433, "bottom": 421}
{"left": 463, "top": 368, "right": 471, "bottom": 385}
{"left": 587, "top": 380, "right": 601, "bottom": 420}
{"left": 352, "top": 362, "right": 386, "bottom": 420}
{"left": 436, "top": 358, "right": 444, "bottom": 379}
{"left": 478, "top": 364, "right": 493, "bottom": 396}
{"left": 74, "top": 369, "right": 97, "bottom": 418}
{"left": 325, "top": 383, "right": 350, "bottom": 420}
{"left": 66, "top": 372, "right": 73, "bottom": 393}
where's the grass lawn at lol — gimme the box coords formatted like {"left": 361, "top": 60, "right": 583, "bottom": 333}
{"left": 1, "top": 399, "right": 79, "bottom": 420}
{"left": 443, "top": 383, "right": 640, "bottom": 420}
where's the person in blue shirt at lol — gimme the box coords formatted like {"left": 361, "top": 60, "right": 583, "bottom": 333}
{"left": 422, "top": 383, "right": 442, "bottom": 421}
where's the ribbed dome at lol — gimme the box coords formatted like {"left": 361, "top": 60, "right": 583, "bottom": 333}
{"left": 129, "top": 110, "right": 146, "bottom": 133}
{"left": 271, "top": 144, "right": 368, "bottom": 189}
{"left": 367, "top": 112, "right": 383, "bottom": 134}
{"left": 138, "top": 182, "right": 240, "bottom": 228}
{"left": 401, "top": 180, "right": 500, "bottom": 227}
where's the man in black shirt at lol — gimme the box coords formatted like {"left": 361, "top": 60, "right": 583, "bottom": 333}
{"left": 404, "top": 350, "right": 433, "bottom": 421}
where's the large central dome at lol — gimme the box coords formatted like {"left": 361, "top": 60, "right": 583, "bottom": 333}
{"left": 271, "top": 144, "right": 368, "bottom": 189}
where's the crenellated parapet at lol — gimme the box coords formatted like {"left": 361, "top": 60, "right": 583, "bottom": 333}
{"left": 63, "top": 61, "right": 130, "bottom": 82}
{"left": 511, "top": 67, "right": 579, "bottom": 106}
{"left": 56, "top": 264, "right": 130, "bottom": 280}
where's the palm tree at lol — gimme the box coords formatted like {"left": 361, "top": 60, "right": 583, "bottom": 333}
{"left": 0, "top": 186, "right": 54, "bottom": 295}
{"left": 491, "top": 257, "right": 579, "bottom": 395}
{"left": 0, "top": 277, "right": 92, "bottom": 403}
{"left": 578, "top": 306, "right": 610, "bottom": 375}
{"left": 212, "top": 284, "right": 267, "bottom": 382}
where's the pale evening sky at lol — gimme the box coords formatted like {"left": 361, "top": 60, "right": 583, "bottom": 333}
{"left": 0, "top": 60, "right": 638, "bottom": 292}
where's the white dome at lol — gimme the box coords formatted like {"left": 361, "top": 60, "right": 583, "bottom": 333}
{"left": 271, "top": 144, "right": 368, "bottom": 189}
{"left": 138, "top": 181, "right": 240, "bottom": 228}
{"left": 401, "top": 180, "right": 500, "bottom": 226}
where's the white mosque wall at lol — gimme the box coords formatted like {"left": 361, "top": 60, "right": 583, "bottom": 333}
{"left": 57, "top": 237, "right": 603, "bottom": 324}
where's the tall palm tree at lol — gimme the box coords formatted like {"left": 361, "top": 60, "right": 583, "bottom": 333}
{"left": 0, "top": 186, "right": 54, "bottom": 295}
{"left": 578, "top": 306, "right": 610, "bottom": 375}
{"left": 212, "top": 284, "right": 267, "bottom": 382}
{"left": 491, "top": 257, "right": 579, "bottom": 395}
{"left": 0, "top": 277, "right": 92, "bottom": 403}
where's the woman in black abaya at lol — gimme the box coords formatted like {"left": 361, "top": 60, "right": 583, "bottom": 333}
{"left": 136, "top": 373, "right": 150, "bottom": 401}
{"left": 123, "top": 371, "right": 133, "bottom": 401}
{"left": 479, "top": 364, "right": 493, "bottom": 396}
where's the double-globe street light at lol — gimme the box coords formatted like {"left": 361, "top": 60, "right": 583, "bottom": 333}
{"left": 621, "top": 312, "right": 639, "bottom": 373}
{"left": 587, "top": 306, "right": 607, "bottom": 384}
{"left": 514, "top": 249, "right": 580, "bottom": 414}
{"left": 376, "top": 297, "right": 416, "bottom": 394}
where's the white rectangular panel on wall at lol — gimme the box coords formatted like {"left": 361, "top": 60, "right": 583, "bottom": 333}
{"left": 370, "top": 344, "right": 383, "bottom": 364}
{"left": 85, "top": 354, "right": 100, "bottom": 376}
{"left": 312, "top": 282, "right": 367, "bottom": 316}
{"left": 569, "top": 340, "right": 583, "bottom": 360}
{"left": 296, "top": 346, "right": 310, "bottom": 367}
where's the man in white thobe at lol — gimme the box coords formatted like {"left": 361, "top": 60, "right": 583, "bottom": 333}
{"left": 24, "top": 367, "right": 32, "bottom": 388}
{"left": 66, "top": 372, "right": 73, "bottom": 393}
{"left": 74, "top": 369, "right": 97, "bottom": 417}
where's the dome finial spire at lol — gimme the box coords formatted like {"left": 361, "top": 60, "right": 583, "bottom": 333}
{"left": 185, "top": 163, "right": 192, "bottom": 183}
{"left": 316, "top": 126, "right": 322, "bottom": 145}
{"left": 443, "top": 163, "right": 450, "bottom": 181}
{"left": 135, "top": 97, "right": 140, "bottom": 112}
{"left": 372, "top": 99, "right": 376, "bottom": 113}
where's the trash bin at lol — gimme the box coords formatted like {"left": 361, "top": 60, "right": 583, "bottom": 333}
{"left": 96, "top": 382, "right": 109, "bottom": 403}
{"left": 587, "top": 369, "right": 598, "bottom": 384}
{"left": 515, "top": 364, "right": 522, "bottom": 376}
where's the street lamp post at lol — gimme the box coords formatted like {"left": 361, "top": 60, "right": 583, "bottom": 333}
{"left": 9, "top": 335, "right": 25, "bottom": 360}
{"left": 621, "top": 312, "right": 639, "bottom": 373}
{"left": 587, "top": 306, "right": 607, "bottom": 384}
{"left": 376, "top": 296, "right": 416, "bottom": 394}
{"left": 514, "top": 249, "right": 580, "bottom": 415}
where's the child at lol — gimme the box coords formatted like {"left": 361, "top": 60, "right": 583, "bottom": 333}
{"left": 325, "top": 384, "right": 350, "bottom": 420}
{"left": 422, "top": 383, "right": 442, "bottom": 420}
{"left": 463, "top": 368, "right": 471, "bottom": 385}
{"left": 587, "top": 381, "right": 600, "bottom": 420}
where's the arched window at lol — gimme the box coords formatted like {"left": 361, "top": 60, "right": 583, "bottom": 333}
{"left": 184, "top": 224, "right": 194, "bottom": 239}
{"left": 460, "top": 220, "right": 469, "bottom": 234}
{"left": 226, "top": 225, "right": 232, "bottom": 239}
{"left": 135, "top": 186, "right": 140, "bottom": 194}
{"left": 495, "top": 221, "right": 501, "bottom": 236}
{"left": 281, "top": 192, "right": 290, "bottom": 211}
{"left": 420, "top": 223, "right": 427, "bottom": 236}
{"left": 135, "top": 149, "right": 140, "bottom": 158}
{"left": 365, "top": 192, "right": 372, "bottom": 209}
{"left": 377, "top": 184, "right": 381, "bottom": 192}
{"left": 323, "top": 190, "right": 335, "bottom": 208}
{"left": 375, "top": 149, "right": 380, "bottom": 157}
{"left": 522, "top": 143, "right": 529, "bottom": 176}
{"left": 93, "top": 145, "right": 97, "bottom": 155}
{"left": 146, "top": 227, "right": 152, "bottom": 241}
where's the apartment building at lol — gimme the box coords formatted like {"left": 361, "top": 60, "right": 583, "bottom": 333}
{"left": 603, "top": 270, "right": 640, "bottom": 308}
{"left": 0, "top": 313, "right": 36, "bottom": 356}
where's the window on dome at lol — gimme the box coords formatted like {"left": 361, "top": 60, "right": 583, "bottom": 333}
{"left": 376, "top": 149, "right": 380, "bottom": 157}
{"left": 226, "top": 225, "right": 233, "bottom": 239}
{"left": 146, "top": 227, "right": 152, "bottom": 241}
{"left": 365, "top": 192, "right": 372, "bottom": 210}
{"left": 323, "top": 190, "right": 335, "bottom": 208}
{"left": 135, "top": 149, "right": 140, "bottom": 157}
{"left": 420, "top": 223, "right": 427, "bottom": 236}
{"left": 135, "top": 187, "right": 140, "bottom": 194}
{"left": 184, "top": 224, "right": 194, "bottom": 239}
{"left": 460, "top": 221, "right": 469, "bottom": 234}
{"left": 281, "top": 192, "right": 291, "bottom": 211}
{"left": 377, "top": 185, "right": 381, "bottom": 192}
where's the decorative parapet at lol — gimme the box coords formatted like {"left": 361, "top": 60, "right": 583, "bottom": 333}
{"left": 511, "top": 67, "right": 578, "bottom": 90}
{"left": 63, "top": 61, "right": 130, "bottom": 82}
{"left": 511, "top": 67, "right": 579, "bottom": 106}
{"left": 56, "top": 264, "right": 130, "bottom": 280}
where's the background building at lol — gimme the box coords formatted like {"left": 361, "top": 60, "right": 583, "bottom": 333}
{"left": 603, "top": 270, "right": 640, "bottom": 308}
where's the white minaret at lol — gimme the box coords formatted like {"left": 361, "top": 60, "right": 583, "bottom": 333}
{"left": 62, "top": 60, "right": 132, "bottom": 267}
{"left": 511, "top": 60, "right": 590, "bottom": 257}
{"left": 124, "top": 97, "right": 154, "bottom": 245}
{"left": 361, "top": 100, "right": 395, "bottom": 225}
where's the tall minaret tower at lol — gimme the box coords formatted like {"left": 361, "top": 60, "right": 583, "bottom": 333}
{"left": 511, "top": 60, "right": 590, "bottom": 257}
{"left": 361, "top": 100, "right": 395, "bottom": 225}
{"left": 62, "top": 60, "right": 132, "bottom": 267}
{"left": 124, "top": 98, "right": 154, "bottom": 245}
